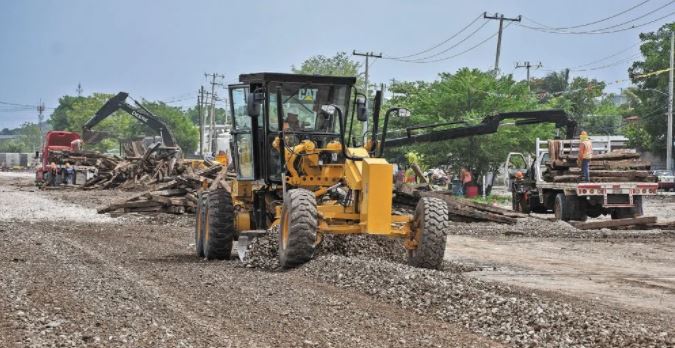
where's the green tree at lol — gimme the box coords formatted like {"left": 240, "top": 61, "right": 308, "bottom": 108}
{"left": 292, "top": 52, "right": 365, "bottom": 91}
{"left": 627, "top": 22, "right": 675, "bottom": 155}
{"left": 382, "top": 68, "right": 555, "bottom": 177}
{"left": 0, "top": 122, "right": 42, "bottom": 153}
{"left": 141, "top": 101, "right": 199, "bottom": 153}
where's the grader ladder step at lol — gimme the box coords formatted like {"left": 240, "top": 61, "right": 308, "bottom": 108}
{"left": 236, "top": 230, "right": 268, "bottom": 262}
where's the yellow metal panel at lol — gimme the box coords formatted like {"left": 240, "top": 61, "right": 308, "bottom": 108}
{"left": 343, "top": 159, "right": 363, "bottom": 190}
{"left": 360, "top": 158, "right": 393, "bottom": 234}
{"left": 234, "top": 211, "right": 251, "bottom": 232}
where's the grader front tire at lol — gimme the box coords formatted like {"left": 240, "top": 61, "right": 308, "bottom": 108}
{"left": 278, "top": 189, "right": 317, "bottom": 269}
{"left": 408, "top": 197, "right": 449, "bottom": 270}
{"left": 204, "top": 188, "right": 235, "bottom": 260}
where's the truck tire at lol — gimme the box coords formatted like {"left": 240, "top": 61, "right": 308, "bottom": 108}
{"left": 519, "top": 197, "right": 531, "bottom": 214}
{"left": 408, "top": 197, "right": 449, "bottom": 270}
{"left": 194, "top": 192, "right": 206, "bottom": 257}
{"left": 553, "top": 193, "right": 571, "bottom": 221}
{"left": 529, "top": 196, "right": 548, "bottom": 213}
{"left": 278, "top": 189, "right": 317, "bottom": 268}
{"left": 571, "top": 196, "right": 588, "bottom": 221}
{"left": 204, "top": 188, "right": 235, "bottom": 260}
{"left": 611, "top": 196, "right": 643, "bottom": 219}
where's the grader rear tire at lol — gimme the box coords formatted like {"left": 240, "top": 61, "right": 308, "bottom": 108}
{"left": 408, "top": 197, "right": 449, "bottom": 270}
{"left": 194, "top": 192, "right": 206, "bottom": 257}
{"left": 204, "top": 188, "right": 235, "bottom": 260}
{"left": 278, "top": 189, "right": 317, "bottom": 269}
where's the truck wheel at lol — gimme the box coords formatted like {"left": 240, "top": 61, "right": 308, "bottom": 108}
{"left": 204, "top": 188, "right": 235, "bottom": 260}
{"left": 408, "top": 197, "right": 449, "bottom": 270}
{"left": 554, "top": 193, "right": 571, "bottom": 221}
{"left": 611, "top": 196, "right": 643, "bottom": 219}
{"left": 194, "top": 192, "right": 206, "bottom": 257}
{"left": 278, "top": 189, "right": 317, "bottom": 268}
{"left": 519, "top": 196, "right": 530, "bottom": 214}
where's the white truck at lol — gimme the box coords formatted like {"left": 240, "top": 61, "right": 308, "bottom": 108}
{"left": 506, "top": 138, "right": 658, "bottom": 221}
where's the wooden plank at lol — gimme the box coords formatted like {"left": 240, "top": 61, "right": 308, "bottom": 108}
{"left": 572, "top": 216, "right": 657, "bottom": 230}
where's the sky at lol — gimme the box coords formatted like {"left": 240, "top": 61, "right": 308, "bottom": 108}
{"left": 1, "top": 0, "right": 673, "bottom": 129}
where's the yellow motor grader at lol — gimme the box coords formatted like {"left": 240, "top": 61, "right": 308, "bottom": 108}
{"left": 194, "top": 72, "right": 448, "bottom": 269}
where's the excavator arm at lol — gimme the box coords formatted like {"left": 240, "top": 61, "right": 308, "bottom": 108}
{"left": 82, "top": 92, "right": 178, "bottom": 147}
{"left": 383, "top": 109, "right": 577, "bottom": 148}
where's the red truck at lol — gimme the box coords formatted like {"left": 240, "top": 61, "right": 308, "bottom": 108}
{"left": 35, "top": 131, "right": 82, "bottom": 186}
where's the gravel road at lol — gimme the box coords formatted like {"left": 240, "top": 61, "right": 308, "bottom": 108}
{"left": 1, "top": 172, "right": 673, "bottom": 347}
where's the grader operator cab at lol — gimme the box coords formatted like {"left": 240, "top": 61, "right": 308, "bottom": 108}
{"left": 194, "top": 72, "right": 449, "bottom": 269}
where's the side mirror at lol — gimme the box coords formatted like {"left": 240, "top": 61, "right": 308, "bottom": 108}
{"left": 397, "top": 108, "right": 411, "bottom": 118}
{"left": 34, "top": 151, "right": 40, "bottom": 159}
{"left": 247, "top": 92, "right": 264, "bottom": 117}
{"left": 355, "top": 96, "right": 367, "bottom": 122}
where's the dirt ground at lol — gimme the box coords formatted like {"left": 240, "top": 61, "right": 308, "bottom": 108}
{"left": 1, "top": 172, "right": 673, "bottom": 347}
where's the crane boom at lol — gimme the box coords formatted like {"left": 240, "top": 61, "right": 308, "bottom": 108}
{"left": 82, "top": 92, "right": 178, "bottom": 147}
{"left": 383, "top": 109, "right": 577, "bottom": 148}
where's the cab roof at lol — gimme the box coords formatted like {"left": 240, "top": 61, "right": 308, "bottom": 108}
{"left": 238, "top": 72, "right": 357, "bottom": 86}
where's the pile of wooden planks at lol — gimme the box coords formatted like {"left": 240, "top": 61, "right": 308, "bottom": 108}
{"left": 97, "top": 163, "right": 229, "bottom": 215}
{"left": 82, "top": 144, "right": 186, "bottom": 190}
{"left": 545, "top": 141, "right": 656, "bottom": 183}
{"left": 395, "top": 190, "right": 528, "bottom": 224}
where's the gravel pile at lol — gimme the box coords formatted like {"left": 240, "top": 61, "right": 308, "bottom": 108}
{"left": 298, "top": 255, "right": 673, "bottom": 347}
{"left": 244, "top": 230, "right": 473, "bottom": 272}
{"left": 451, "top": 218, "right": 675, "bottom": 240}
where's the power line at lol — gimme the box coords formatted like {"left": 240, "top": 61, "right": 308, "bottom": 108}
{"left": 387, "top": 20, "right": 490, "bottom": 62}
{"left": 570, "top": 42, "right": 641, "bottom": 69}
{"left": 522, "top": 0, "right": 653, "bottom": 30}
{"left": 393, "top": 22, "right": 515, "bottom": 64}
{"left": 520, "top": 2, "right": 675, "bottom": 34}
{"left": 384, "top": 14, "right": 483, "bottom": 60}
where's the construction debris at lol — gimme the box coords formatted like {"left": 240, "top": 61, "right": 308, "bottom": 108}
{"left": 395, "top": 190, "right": 526, "bottom": 224}
{"left": 571, "top": 216, "right": 658, "bottom": 230}
{"left": 97, "top": 163, "right": 228, "bottom": 215}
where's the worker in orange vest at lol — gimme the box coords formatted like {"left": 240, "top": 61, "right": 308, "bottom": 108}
{"left": 460, "top": 167, "right": 473, "bottom": 196}
{"left": 578, "top": 131, "right": 593, "bottom": 182}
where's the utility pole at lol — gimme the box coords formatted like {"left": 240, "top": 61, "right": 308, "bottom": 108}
{"left": 76, "top": 83, "right": 83, "bottom": 97}
{"left": 352, "top": 50, "right": 382, "bottom": 137}
{"left": 484, "top": 12, "right": 521, "bottom": 73}
{"left": 667, "top": 31, "right": 674, "bottom": 171}
{"left": 198, "top": 87, "right": 205, "bottom": 157}
{"left": 515, "top": 61, "right": 543, "bottom": 90}
{"left": 204, "top": 73, "right": 224, "bottom": 155}
{"left": 37, "top": 100, "right": 45, "bottom": 149}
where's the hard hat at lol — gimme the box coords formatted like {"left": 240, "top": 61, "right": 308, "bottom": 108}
{"left": 515, "top": 171, "right": 524, "bottom": 179}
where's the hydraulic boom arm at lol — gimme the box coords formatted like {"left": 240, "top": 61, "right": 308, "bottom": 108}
{"left": 82, "top": 92, "right": 178, "bottom": 147}
{"left": 383, "top": 109, "right": 577, "bottom": 148}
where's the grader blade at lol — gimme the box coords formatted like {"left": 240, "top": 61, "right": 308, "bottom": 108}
{"left": 236, "top": 230, "right": 267, "bottom": 262}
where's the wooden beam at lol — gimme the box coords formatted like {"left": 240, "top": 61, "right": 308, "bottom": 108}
{"left": 572, "top": 216, "right": 657, "bottom": 230}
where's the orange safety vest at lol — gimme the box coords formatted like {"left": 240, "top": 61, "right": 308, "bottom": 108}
{"left": 579, "top": 140, "right": 593, "bottom": 159}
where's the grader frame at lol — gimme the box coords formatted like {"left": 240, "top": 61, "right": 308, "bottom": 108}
{"left": 194, "top": 72, "right": 448, "bottom": 269}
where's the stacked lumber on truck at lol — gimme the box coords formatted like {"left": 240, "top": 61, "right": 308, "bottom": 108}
{"left": 544, "top": 140, "right": 656, "bottom": 183}
{"left": 395, "top": 190, "right": 527, "bottom": 224}
{"left": 97, "top": 164, "right": 230, "bottom": 215}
